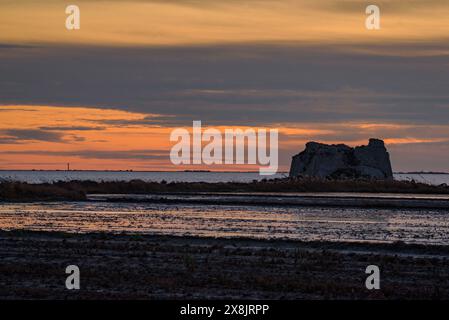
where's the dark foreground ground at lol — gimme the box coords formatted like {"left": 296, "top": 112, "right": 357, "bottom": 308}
{"left": 0, "top": 230, "right": 448, "bottom": 300}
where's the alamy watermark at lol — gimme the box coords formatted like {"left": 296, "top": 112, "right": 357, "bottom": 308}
{"left": 365, "top": 5, "right": 381, "bottom": 30}
{"left": 170, "top": 121, "right": 278, "bottom": 175}
{"left": 365, "top": 265, "right": 380, "bottom": 290}
{"left": 65, "top": 5, "right": 80, "bottom": 30}
{"left": 65, "top": 265, "right": 80, "bottom": 290}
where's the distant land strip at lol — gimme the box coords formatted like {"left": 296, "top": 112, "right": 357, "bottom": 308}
{"left": 1, "top": 178, "right": 449, "bottom": 203}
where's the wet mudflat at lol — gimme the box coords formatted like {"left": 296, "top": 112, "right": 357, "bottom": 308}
{"left": 1, "top": 201, "right": 449, "bottom": 299}
{"left": 0, "top": 230, "right": 448, "bottom": 299}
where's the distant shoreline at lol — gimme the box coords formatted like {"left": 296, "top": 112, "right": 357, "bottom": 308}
{"left": 0, "top": 169, "right": 447, "bottom": 174}
{"left": 0, "top": 169, "right": 288, "bottom": 173}
{"left": 395, "top": 171, "right": 449, "bottom": 175}
{"left": 2, "top": 178, "right": 449, "bottom": 202}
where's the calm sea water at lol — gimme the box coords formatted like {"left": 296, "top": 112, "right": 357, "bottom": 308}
{"left": 0, "top": 170, "right": 448, "bottom": 185}
{"left": 1, "top": 202, "right": 448, "bottom": 245}
{"left": 0, "top": 171, "right": 286, "bottom": 183}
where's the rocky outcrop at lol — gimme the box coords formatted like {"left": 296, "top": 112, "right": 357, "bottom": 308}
{"left": 289, "top": 138, "right": 393, "bottom": 179}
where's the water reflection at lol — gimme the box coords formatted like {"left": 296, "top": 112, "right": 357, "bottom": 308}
{"left": 1, "top": 202, "right": 448, "bottom": 245}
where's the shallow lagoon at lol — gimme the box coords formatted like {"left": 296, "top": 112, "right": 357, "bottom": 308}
{"left": 1, "top": 201, "right": 448, "bottom": 245}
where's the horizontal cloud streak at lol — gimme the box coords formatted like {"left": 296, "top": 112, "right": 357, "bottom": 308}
{"left": 1, "top": 43, "right": 449, "bottom": 127}
{"left": 0, "top": 129, "right": 64, "bottom": 143}
{"left": 4, "top": 149, "right": 169, "bottom": 160}
{"left": 38, "top": 126, "right": 106, "bottom": 131}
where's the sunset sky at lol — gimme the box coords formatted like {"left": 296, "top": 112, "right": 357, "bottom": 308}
{"left": 1, "top": 0, "right": 449, "bottom": 171}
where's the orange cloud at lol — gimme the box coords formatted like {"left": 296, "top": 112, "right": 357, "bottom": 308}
{"left": 1, "top": 106, "right": 449, "bottom": 171}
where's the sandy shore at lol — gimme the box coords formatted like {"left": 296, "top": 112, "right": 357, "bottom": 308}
{"left": 1, "top": 230, "right": 448, "bottom": 300}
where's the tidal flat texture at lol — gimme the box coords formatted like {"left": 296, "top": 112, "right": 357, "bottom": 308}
{"left": 0, "top": 230, "right": 448, "bottom": 300}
